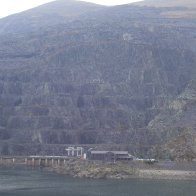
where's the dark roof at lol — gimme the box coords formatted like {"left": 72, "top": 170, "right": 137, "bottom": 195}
{"left": 90, "top": 151, "right": 128, "bottom": 155}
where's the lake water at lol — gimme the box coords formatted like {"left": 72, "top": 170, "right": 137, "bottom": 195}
{"left": 0, "top": 166, "right": 195, "bottom": 196}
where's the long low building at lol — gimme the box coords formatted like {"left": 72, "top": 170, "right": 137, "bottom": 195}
{"left": 89, "top": 151, "right": 133, "bottom": 161}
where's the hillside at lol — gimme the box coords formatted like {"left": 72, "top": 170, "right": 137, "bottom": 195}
{"left": 0, "top": 0, "right": 195, "bottom": 160}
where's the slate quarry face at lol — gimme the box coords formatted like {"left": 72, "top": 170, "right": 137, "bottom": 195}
{"left": 0, "top": 0, "right": 195, "bottom": 160}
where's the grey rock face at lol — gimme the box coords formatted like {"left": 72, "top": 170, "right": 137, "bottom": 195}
{"left": 0, "top": 0, "right": 195, "bottom": 159}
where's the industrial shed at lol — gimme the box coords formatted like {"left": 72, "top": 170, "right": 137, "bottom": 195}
{"left": 89, "top": 151, "right": 133, "bottom": 162}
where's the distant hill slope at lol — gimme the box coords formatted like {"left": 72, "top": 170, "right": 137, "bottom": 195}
{"left": 0, "top": 0, "right": 195, "bottom": 160}
{"left": 135, "top": 0, "right": 196, "bottom": 18}
{"left": 136, "top": 0, "right": 196, "bottom": 8}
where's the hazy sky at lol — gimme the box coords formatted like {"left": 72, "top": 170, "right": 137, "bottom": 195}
{"left": 0, "top": 0, "right": 143, "bottom": 18}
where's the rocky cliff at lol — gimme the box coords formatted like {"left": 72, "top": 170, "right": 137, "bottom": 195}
{"left": 0, "top": 0, "right": 195, "bottom": 160}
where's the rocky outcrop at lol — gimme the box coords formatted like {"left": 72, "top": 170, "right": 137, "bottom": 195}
{"left": 0, "top": 0, "right": 195, "bottom": 160}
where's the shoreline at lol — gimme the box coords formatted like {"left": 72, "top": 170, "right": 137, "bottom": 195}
{"left": 138, "top": 169, "right": 196, "bottom": 180}
{"left": 0, "top": 159, "right": 196, "bottom": 181}
{"left": 50, "top": 168, "right": 196, "bottom": 181}
{"left": 49, "top": 167, "right": 196, "bottom": 181}
{"left": 42, "top": 159, "right": 196, "bottom": 181}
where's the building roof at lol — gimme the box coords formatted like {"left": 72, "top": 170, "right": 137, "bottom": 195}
{"left": 90, "top": 151, "right": 128, "bottom": 155}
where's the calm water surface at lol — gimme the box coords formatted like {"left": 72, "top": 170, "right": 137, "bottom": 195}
{"left": 0, "top": 166, "right": 195, "bottom": 196}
